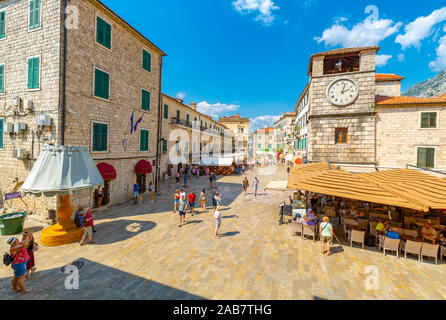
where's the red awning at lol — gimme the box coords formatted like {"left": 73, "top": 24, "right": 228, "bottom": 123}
{"left": 135, "top": 160, "right": 152, "bottom": 175}
{"left": 97, "top": 162, "right": 117, "bottom": 181}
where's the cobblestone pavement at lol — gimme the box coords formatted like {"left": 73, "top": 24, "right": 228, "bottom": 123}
{"left": 1, "top": 166, "right": 446, "bottom": 300}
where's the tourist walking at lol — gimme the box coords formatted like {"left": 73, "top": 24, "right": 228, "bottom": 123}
{"left": 74, "top": 207, "right": 85, "bottom": 228}
{"left": 205, "top": 167, "right": 210, "bottom": 176}
{"left": 287, "top": 166, "right": 291, "bottom": 175}
{"left": 200, "top": 188, "right": 207, "bottom": 210}
{"left": 175, "top": 171, "right": 181, "bottom": 183}
{"left": 149, "top": 182, "right": 155, "bottom": 203}
{"left": 253, "top": 177, "right": 259, "bottom": 197}
{"left": 183, "top": 172, "right": 188, "bottom": 188}
{"left": 210, "top": 187, "right": 217, "bottom": 211}
{"left": 320, "top": 217, "right": 333, "bottom": 255}
{"left": 7, "top": 233, "right": 32, "bottom": 294}
{"left": 80, "top": 209, "right": 95, "bottom": 246}
{"left": 214, "top": 206, "right": 222, "bottom": 238}
{"left": 215, "top": 192, "right": 223, "bottom": 208}
{"left": 133, "top": 181, "right": 140, "bottom": 204}
{"left": 24, "top": 232, "right": 38, "bottom": 280}
{"left": 178, "top": 196, "right": 188, "bottom": 227}
{"left": 242, "top": 177, "right": 249, "bottom": 198}
{"left": 173, "top": 190, "right": 180, "bottom": 213}
{"left": 209, "top": 172, "right": 213, "bottom": 188}
{"left": 96, "top": 187, "right": 104, "bottom": 207}
{"left": 188, "top": 191, "right": 196, "bottom": 216}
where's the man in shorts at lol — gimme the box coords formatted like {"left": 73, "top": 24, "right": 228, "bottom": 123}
{"left": 133, "top": 181, "right": 140, "bottom": 204}
{"left": 80, "top": 209, "right": 95, "bottom": 246}
{"left": 188, "top": 191, "right": 196, "bottom": 216}
{"left": 178, "top": 196, "right": 188, "bottom": 227}
{"left": 242, "top": 177, "right": 249, "bottom": 198}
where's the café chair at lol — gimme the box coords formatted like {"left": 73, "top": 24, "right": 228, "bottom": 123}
{"left": 357, "top": 219, "right": 369, "bottom": 231}
{"left": 403, "top": 240, "right": 423, "bottom": 261}
{"left": 350, "top": 230, "right": 365, "bottom": 249}
{"left": 383, "top": 237, "right": 401, "bottom": 258}
{"left": 421, "top": 243, "right": 440, "bottom": 265}
{"left": 291, "top": 221, "right": 303, "bottom": 238}
{"left": 303, "top": 224, "right": 317, "bottom": 242}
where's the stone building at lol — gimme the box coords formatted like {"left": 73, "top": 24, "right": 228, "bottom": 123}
{"left": 252, "top": 127, "right": 274, "bottom": 160}
{"left": 273, "top": 112, "right": 295, "bottom": 154}
{"left": 0, "top": 0, "right": 165, "bottom": 216}
{"left": 293, "top": 84, "right": 309, "bottom": 159}
{"left": 218, "top": 113, "right": 250, "bottom": 153}
{"left": 300, "top": 45, "right": 446, "bottom": 170}
{"left": 160, "top": 94, "right": 230, "bottom": 176}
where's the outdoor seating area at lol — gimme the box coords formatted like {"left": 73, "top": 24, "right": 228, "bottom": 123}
{"left": 287, "top": 163, "right": 446, "bottom": 264}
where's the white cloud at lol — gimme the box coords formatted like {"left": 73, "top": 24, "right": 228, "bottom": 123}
{"left": 196, "top": 101, "right": 239, "bottom": 119}
{"left": 376, "top": 54, "right": 392, "bottom": 67}
{"left": 333, "top": 16, "right": 348, "bottom": 24}
{"left": 429, "top": 35, "right": 446, "bottom": 72}
{"left": 176, "top": 91, "right": 186, "bottom": 100}
{"left": 396, "top": 7, "right": 446, "bottom": 49}
{"left": 233, "top": 0, "right": 279, "bottom": 26}
{"left": 314, "top": 18, "right": 402, "bottom": 47}
{"left": 397, "top": 53, "right": 406, "bottom": 62}
{"left": 301, "top": 0, "right": 317, "bottom": 9}
{"left": 250, "top": 115, "right": 281, "bottom": 132}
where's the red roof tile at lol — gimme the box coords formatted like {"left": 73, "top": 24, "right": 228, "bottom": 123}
{"left": 376, "top": 73, "right": 405, "bottom": 82}
{"left": 376, "top": 95, "right": 446, "bottom": 106}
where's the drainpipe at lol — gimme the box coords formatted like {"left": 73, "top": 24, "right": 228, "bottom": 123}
{"left": 61, "top": 0, "right": 68, "bottom": 146}
{"left": 155, "top": 56, "right": 163, "bottom": 193}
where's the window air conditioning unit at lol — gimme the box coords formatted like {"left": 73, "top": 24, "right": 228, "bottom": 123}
{"left": 4, "top": 122, "right": 14, "bottom": 133}
{"left": 13, "top": 97, "right": 22, "bottom": 108}
{"left": 36, "top": 114, "right": 52, "bottom": 127}
{"left": 13, "top": 122, "right": 27, "bottom": 133}
{"left": 12, "top": 148, "right": 28, "bottom": 159}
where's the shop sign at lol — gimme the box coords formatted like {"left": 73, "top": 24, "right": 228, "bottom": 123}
{"left": 5, "top": 192, "right": 21, "bottom": 200}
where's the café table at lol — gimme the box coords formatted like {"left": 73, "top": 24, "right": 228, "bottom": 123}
{"left": 399, "top": 234, "right": 423, "bottom": 242}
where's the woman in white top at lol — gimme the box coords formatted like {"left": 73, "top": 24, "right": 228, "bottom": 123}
{"left": 199, "top": 188, "right": 207, "bottom": 210}
{"left": 214, "top": 206, "right": 222, "bottom": 238}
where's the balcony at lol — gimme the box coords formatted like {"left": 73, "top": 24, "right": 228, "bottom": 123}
{"left": 171, "top": 117, "right": 192, "bottom": 129}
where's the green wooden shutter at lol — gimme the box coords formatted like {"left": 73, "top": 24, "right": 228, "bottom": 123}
{"left": 105, "top": 22, "right": 111, "bottom": 48}
{"left": 426, "top": 148, "right": 435, "bottom": 168}
{"left": 0, "top": 65, "right": 4, "bottom": 94}
{"left": 96, "top": 17, "right": 111, "bottom": 49}
{"left": 29, "top": 0, "right": 40, "bottom": 30}
{"left": 417, "top": 148, "right": 427, "bottom": 168}
{"left": 164, "top": 104, "right": 168, "bottom": 119}
{"left": 142, "top": 50, "right": 151, "bottom": 72}
{"left": 141, "top": 90, "right": 150, "bottom": 111}
{"left": 94, "top": 69, "right": 109, "bottom": 99}
{"left": 430, "top": 113, "right": 437, "bottom": 128}
{"left": 163, "top": 139, "right": 167, "bottom": 152}
{"left": 96, "top": 17, "right": 104, "bottom": 44}
{"left": 186, "top": 114, "right": 190, "bottom": 124}
{"left": 27, "top": 57, "right": 39, "bottom": 89}
{"left": 177, "top": 110, "right": 180, "bottom": 120}
{"left": 140, "top": 130, "right": 149, "bottom": 151}
{"left": 0, "top": 119, "right": 3, "bottom": 149}
{"left": 93, "top": 123, "right": 108, "bottom": 151}
{"left": 0, "top": 11, "right": 5, "bottom": 39}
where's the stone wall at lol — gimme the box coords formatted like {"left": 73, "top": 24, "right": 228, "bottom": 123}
{"left": 376, "top": 106, "right": 446, "bottom": 170}
{"left": 376, "top": 81, "right": 401, "bottom": 96}
{"left": 0, "top": 0, "right": 62, "bottom": 216}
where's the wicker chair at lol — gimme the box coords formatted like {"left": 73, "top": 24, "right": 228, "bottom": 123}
{"left": 291, "top": 221, "right": 303, "bottom": 238}
{"left": 383, "top": 237, "right": 401, "bottom": 258}
{"left": 403, "top": 240, "right": 423, "bottom": 261}
{"left": 350, "top": 230, "right": 366, "bottom": 249}
{"left": 421, "top": 243, "right": 440, "bottom": 264}
{"left": 303, "top": 224, "right": 317, "bottom": 242}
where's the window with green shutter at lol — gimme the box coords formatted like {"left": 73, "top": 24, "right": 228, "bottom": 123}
{"left": 142, "top": 49, "right": 151, "bottom": 72}
{"left": 141, "top": 89, "right": 150, "bottom": 111}
{"left": 94, "top": 68, "right": 110, "bottom": 99}
{"left": 27, "top": 57, "right": 40, "bottom": 89}
{"left": 0, "top": 65, "right": 4, "bottom": 94}
{"left": 0, "top": 11, "right": 5, "bottom": 39}
{"left": 29, "top": 0, "right": 41, "bottom": 30}
{"left": 140, "top": 129, "right": 149, "bottom": 151}
{"left": 0, "top": 118, "right": 3, "bottom": 149}
{"left": 176, "top": 110, "right": 180, "bottom": 120}
{"left": 421, "top": 112, "right": 437, "bottom": 128}
{"left": 162, "top": 139, "right": 167, "bottom": 152}
{"left": 186, "top": 114, "right": 190, "bottom": 124}
{"left": 92, "top": 123, "right": 108, "bottom": 152}
{"left": 96, "top": 16, "right": 111, "bottom": 49}
{"left": 164, "top": 104, "right": 168, "bottom": 119}
{"left": 417, "top": 147, "right": 435, "bottom": 168}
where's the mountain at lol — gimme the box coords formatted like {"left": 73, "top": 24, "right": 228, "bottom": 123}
{"left": 404, "top": 69, "right": 446, "bottom": 97}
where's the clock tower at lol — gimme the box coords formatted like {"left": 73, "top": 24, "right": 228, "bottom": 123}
{"left": 307, "top": 46, "right": 379, "bottom": 165}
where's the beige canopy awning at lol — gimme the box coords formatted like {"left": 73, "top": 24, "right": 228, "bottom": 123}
{"left": 288, "top": 168, "right": 429, "bottom": 212}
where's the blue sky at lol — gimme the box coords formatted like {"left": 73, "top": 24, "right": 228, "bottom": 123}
{"left": 103, "top": 0, "right": 446, "bottom": 131}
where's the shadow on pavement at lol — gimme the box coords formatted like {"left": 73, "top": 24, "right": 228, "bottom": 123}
{"left": 219, "top": 231, "right": 240, "bottom": 238}
{"left": 93, "top": 220, "right": 157, "bottom": 245}
{"left": 0, "top": 258, "right": 206, "bottom": 300}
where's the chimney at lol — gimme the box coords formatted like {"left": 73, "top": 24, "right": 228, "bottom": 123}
{"left": 189, "top": 103, "right": 197, "bottom": 110}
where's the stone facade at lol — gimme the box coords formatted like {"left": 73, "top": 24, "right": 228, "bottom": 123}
{"left": 218, "top": 114, "right": 250, "bottom": 153}
{"left": 376, "top": 106, "right": 446, "bottom": 170}
{"left": 274, "top": 113, "right": 295, "bottom": 154}
{"left": 252, "top": 128, "right": 274, "bottom": 160}
{"left": 376, "top": 81, "right": 402, "bottom": 97}
{"left": 160, "top": 94, "right": 230, "bottom": 176}
{"left": 308, "top": 48, "right": 377, "bottom": 164}
{"left": 0, "top": 0, "right": 165, "bottom": 216}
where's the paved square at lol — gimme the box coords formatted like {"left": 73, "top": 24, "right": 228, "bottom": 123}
{"left": 1, "top": 167, "right": 446, "bottom": 300}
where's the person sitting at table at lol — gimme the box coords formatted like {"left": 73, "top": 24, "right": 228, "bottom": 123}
{"left": 357, "top": 211, "right": 367, "bottom": 220}
{"left": 303, "top": 208, "right": 317, "bottom": 225}
{"left": 421, "top": 223, "right": 437, "bottom": 244}
{"left": 376, "top": 220, "right": 390, "bottom": 232}
{"left": 437, "top": 231, "right": 446, "bottom": 246}
{"left": 349, "top": 206, "right": 358, "bottom": 217}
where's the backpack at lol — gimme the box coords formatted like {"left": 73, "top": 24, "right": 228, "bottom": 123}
{"left": 3, "top": 252, "right": 14, "bottom": 266}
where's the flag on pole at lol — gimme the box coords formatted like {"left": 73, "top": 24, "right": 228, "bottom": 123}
{"left": 134, "top": 113, "right": 145, "bottom": 133}
{"left": 130, "top": 111, "right": 135, "bottom": 135}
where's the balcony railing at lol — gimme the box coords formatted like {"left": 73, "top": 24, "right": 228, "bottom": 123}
{"left": 171, "top": 117, "right": 192, "bottom": 128}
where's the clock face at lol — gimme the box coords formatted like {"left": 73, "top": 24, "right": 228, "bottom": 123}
{"left": 326, "top": 78, "right": 359, "bottom": 106}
